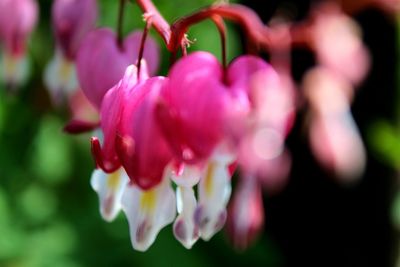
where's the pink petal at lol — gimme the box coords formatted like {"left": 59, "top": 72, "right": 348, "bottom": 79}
{"left": 76, "top": 28, "right": 158, "bottom": 109}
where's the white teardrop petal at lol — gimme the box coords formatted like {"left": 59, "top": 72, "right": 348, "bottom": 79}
{"left": 90, "top": 168, "right": 128, "bottom": 222}
{"left": 122, "top": 177, "right": 176, "bottom": 252}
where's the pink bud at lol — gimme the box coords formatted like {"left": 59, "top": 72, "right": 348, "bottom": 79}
{"left": 52, "top": 0, "right": 98, "bottom": 60}
{"left": 76, "top": 28, "right": 159, "bottom": 109}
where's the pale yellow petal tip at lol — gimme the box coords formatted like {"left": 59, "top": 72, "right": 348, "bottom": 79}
{"left": 0, "top": 51, "right": 30, "bottom": 87}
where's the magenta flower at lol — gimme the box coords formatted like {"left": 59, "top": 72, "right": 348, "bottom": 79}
{"left": 157, "top": 51, "right": 229, "bottom": 164}
{"left": 156, "top": 51, "right": 291, "bottom": 246}
{"left": 91, "top": 64, "right": 147, "bottom": 173}
{"left": 0, "top": 0, "right": 38, "bottom": 86}
{"left": 116, "top": 76, "right": 173, "bottom": 190}
{"left": 76, "top": 28, "right": 159, "bottom": 110}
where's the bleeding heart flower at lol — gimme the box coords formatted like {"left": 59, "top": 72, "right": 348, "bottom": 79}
{"left": 311, "top": 3, "right": 370, "bottom": 86}
{"left": 156, "top": 51, "right": 230, "bottom": 164}
{"left": 44, "top": 0, "right": 98, "bottom": 105}
{"left": 0, "top": 0, "right": 38, "bottom": 86}
{"left": 76, "top": 28, "right": 159, "bottom": 109}
{"left": 116, "top": 76, "right": 173, "bottom": 190}
{"left": 226, "top": 174, "right": 264, "bottom": 250}
{"left": 91, "top": 64, "right": 148, "bottom": 173}
{"left": 303, "top": 67, "right": 366, "bottom": 182}
{"left": 52, "top": 0, "right": 98, "bottom": 60}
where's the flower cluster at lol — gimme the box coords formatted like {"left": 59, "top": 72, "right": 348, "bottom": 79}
{"left": 1, "top": 0, "right": 392, "bottom": 252}
{"left": 67, "top": 0, "right": 370, "bottom": 251}
{"left": 88, "top": 47, "right": 295, "bottom": 250}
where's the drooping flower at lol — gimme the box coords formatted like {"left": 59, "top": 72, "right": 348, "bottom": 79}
{"left": 91, "top": 64, "right": 148, "bottom": 173}
{"left": 157, "top": 51, "right": 290, "bottom": 245}
{"left": 52, "top": 0, "right": 98, "bottom": 60}
{"left": 115, "top": 76, "right": 173, "bottom": 190}
{"left": 157, "top": 51, "right": 229, "bottom": 164}
{"left": 90, "top": 50, "right": 294, "bottom": 251}
{"left": 224, "top": 55, "right": 295, "bottom": 247}
{"left": 311, "top": 3, "right": 370, "bottom": 86}
{"left": 0, "top": 0, "right": 38, "bottom": 87}
{"left": 76, "top": 28, "right": 159, "bottom": 110}
{"left": 226, "top": 174, "right": 264, "bottom": 250}
{"left": 303, "top": 67, "right": 366, "bottom": 182}
{"left": 222, "top": 55, "right": 294, "bottom": 191}
{"left": 44, "top": 0, "right": 98, "bottom": 105}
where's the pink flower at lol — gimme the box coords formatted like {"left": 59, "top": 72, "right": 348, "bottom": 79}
{"left": 44, "top": 0, "right": 98, "bottom": 105}
{"left": 0, "top": 0, "right": 38, "bottom": 56}
{"left": 226, "top": 55, "right": 295, "bottom": 183}
{"left": 227, "top": 175, "right": 264, "bottom": 250}
{"left": 116, "top": 76, "right": 173, "bottom": 190}
{"left": 91, "top": 64, "right": 147, "bottom": 173}
{"left": 311, "top": 3, "right": 370, "bottom": 86}
{"left": 303, "top": 67, "right": 366, "bottom": 182}
{"left": 157, "top": 51, "right": 229, "bottom": 164}
{"left": 0, "top": 0, "right": 38, "bottom": 86}
{"left": 52, "top": 0, "right": 98, "bottom": 60}
{"left": 76, "top": 28, "right": 159, "bottom": 110}
{"left": 52, "top": 0, "right": 97, "bottom": 59}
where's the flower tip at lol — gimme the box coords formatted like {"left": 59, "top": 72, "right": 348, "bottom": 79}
{"left": 63, "top": 119, "right": 99, "bottom": 134}
{"left": 91, "top": 136, "right": 121, "bottom": 173}
{"left": 173, "top": 218, "right": 199, "bottom": 249}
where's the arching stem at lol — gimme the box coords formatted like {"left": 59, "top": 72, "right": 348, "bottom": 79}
{"left": 210, "top": 15, "right": 227, "bottom": 70}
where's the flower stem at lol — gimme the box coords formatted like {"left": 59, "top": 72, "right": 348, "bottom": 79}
{"left": 117, "top": 0, "right": 126, "bottom": 48}
{"left": 137, "top": 17, "right": 152, "bottom": 79}
{"left": 210, "top": 15, "right": 227, "bottom": 70}
{"left": 136, "top": 0, "right": 171, "bottom": 46}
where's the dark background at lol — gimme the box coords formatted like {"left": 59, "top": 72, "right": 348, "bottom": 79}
{"left": 243, "top": 0, "right": 398, "bottom": 266}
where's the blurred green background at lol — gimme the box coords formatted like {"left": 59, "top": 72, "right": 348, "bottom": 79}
{"left": 0, "top": 0, "right": 284, "bottom": 266}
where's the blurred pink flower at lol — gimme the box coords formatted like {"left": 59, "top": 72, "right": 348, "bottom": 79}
{"left": 303, "top": 67, "right": 366, "bottom": 182}
{"left": 227, "top": 174, "right": 264, "bottom": 250}
{"left": 311, "top": 3, "right": 370, "bottom": 86}
{"left": 44, "top": 0, "right": 98, "bottom": 105}
{"left": 0, "top": 0, "right": 38, "bottom": 56}
{"left": 52, "top": 0, "right": 98, "bottom": 60}
{"left": 0, "top": 0, "right": 38, "bottom": 86}
{"left": 76, "top": 28, "right": 159, "bottom": 109}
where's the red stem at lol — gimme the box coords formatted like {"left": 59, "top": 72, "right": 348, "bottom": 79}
{"left": 135, "top": 0, "right": 312, "bottom": 58}
{"left": 136, "top": 0, "right": 171, "bottom": 46}
{"left": 137, "top": 17, "right": 152, "bottom": 79}
{"left": 169, "top": 4, "right": 268, "bottom": 53}
{"left": 117, "top": 0, "right": 126, "bottom": 48}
